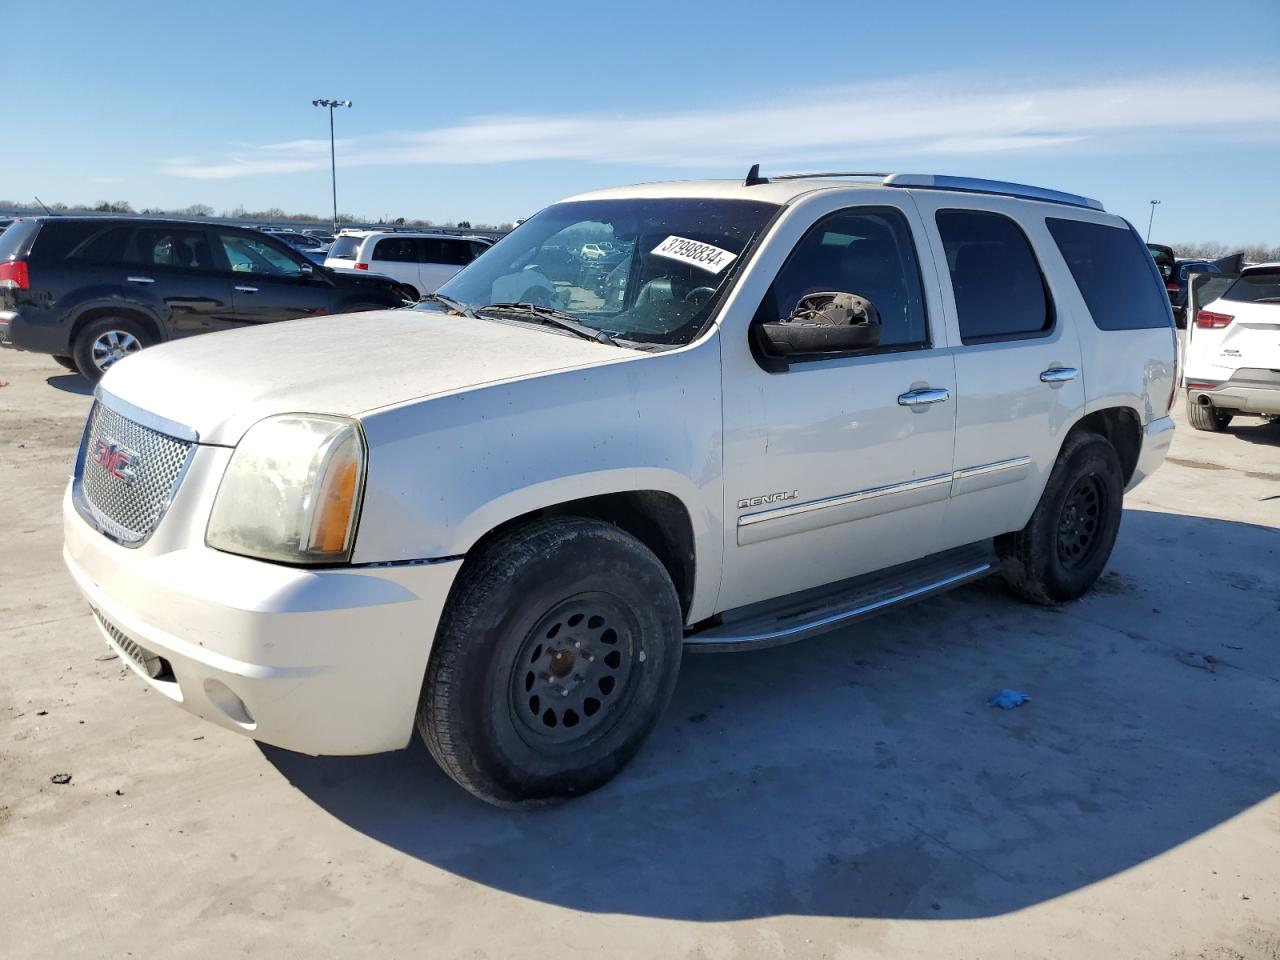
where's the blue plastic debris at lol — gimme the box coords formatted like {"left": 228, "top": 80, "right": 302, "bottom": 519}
{"left": 985, "top": 688, "right": 1030, "bottom": 710}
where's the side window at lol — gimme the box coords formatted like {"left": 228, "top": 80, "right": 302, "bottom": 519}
{"left": 218, "top": 234, "right": 304, "bottom": 277}
{"left": 128, "top": 228, "right": 213, "bottom": 271}
{"left": 372, "top": 237, "right": 418, "bottom": 263}
{"left": 936, "top": 209, "right": 1052, "bottom": 343}
{"left": 66, "top": 225, "right": 132, "bottom": 265}
{"left": 762, "top": 206, "right": 928, "bottom": 350}
{"left": 421, "top": 239, "right": 473, "bottom": 266}
{"left": 1045, "top": 217, "right": 1170, "bottom": 331}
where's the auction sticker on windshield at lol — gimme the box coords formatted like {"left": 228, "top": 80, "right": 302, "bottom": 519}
{"left": 651, "top": 236, "right": 737, "bottom": 275}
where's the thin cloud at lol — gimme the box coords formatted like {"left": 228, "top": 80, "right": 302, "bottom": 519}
{"left": 164, "top": 71, "right": 1280, "bottom": 180}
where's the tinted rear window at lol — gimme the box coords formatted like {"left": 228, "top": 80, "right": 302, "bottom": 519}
{"left": 1223, "top": 269, "right": 1280, "bottom": 304}
{"left": 936, "top": 209, "right": 1051, "bottom": 343}
{"left": 328, "top": 235, "right": 363, "bottom": 260}
{"left": 1047, "top": 218, "right": 1172, "bottom": 330}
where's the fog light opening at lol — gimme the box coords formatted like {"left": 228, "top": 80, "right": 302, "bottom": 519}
{"left": 203, "top": 679, "right": 257, "bottom": 729}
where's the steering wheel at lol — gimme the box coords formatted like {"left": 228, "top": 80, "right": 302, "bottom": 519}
{"left": 683, "top": 286, "right": 716, "bottom": 305}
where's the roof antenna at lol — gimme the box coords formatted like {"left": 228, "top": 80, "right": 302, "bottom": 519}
{"left": 743, "top": 163, "right": 768, "bottom": 187}
{"left": 33, "top": 195, "right": 55, "bottom": 216}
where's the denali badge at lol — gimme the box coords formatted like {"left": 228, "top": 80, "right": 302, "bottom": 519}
{"left": 737, "top": 490, "right": 798, "bottom": 509}
{"left": 92, "top": 439, "right": 138, "bottom": 485}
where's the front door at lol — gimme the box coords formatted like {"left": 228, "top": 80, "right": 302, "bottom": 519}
{"left": 718, "top": 201, "right": 957, "bottom": 612}
{"left": 124, "top": 225, "right": 239, "bottom": 335}
{"left": 216, "top": 232, "right": 330, "bottom": 324}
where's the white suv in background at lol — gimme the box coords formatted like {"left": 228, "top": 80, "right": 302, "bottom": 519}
{"left": 1184, "top": 262, "right": 1280, "bottom": 431}
{"left": 63, "top": 171, "right": 1175, "bottom": 808}
{"left": 324, "top": 231, "right": 493, "bottom": 297}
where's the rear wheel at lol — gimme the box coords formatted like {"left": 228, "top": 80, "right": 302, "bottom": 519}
{"left": 418, "top": 517, "right": 682, "bottom": 807}
{"left": 1186, "top": 395, "right": 1232, "bottom": 432}
{"left": 72, "top": 316, "right": 153, "bottom": 382}
{"left": 998, "top": 432, "right": 1125, "bottom": 605}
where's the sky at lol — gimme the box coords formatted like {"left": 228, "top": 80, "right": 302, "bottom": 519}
{"left": 2, "top": 0, "right": 1278, "bottom": 243}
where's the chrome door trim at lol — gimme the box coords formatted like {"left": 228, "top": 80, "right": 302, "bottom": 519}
{"left": 951, "top": 455, "right": 1033, "bottom": 497}
{"left": 1040, "top": 367, "right": 1079, "bottom": 383}
{"left": 125, "top": 276, "right": 155, "bottom": 284}
{"left": 234, "top": 285, "right": 260, "bottom": 293}
{"left": 898, "top": 387, "right": 951, "bottom": 406}
{"left": 952, "top": 455, "right": 1033, "bottom": 481}
{"left": 738, "top": 472, "right": 953, "bottom": 528}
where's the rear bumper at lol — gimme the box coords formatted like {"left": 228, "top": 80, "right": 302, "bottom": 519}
{"left": 63, "top": 485, "right": 462, "bottom": 755}
{"left": 1128, "top": 415, "right": 1175, "bottom": 491}
{"left": 1187, "top": 373, "right": 1280, "bottom": 416}
{"left": 0, "top": 307, "right": 72, "bottom": 354}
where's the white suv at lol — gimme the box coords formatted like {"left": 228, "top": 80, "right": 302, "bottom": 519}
{"left": 323, "top": 231, "right": 493, "bottom": 297}
{"left": 63, "top": 171, "right": 1176, "bottom": 807}
{"left": 1183, "top": 262, "right": 1280, "bottom": 431}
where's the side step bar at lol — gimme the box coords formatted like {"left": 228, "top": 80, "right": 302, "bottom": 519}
{"left": 685, "top": 543, "right": 997, "bottom": 653}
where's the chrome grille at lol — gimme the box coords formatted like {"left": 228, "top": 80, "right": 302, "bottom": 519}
{"left": 77, "top": 401, "right": 194, "bottom": 544}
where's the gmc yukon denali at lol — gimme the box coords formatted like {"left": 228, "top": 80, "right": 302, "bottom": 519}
{"left": 62, "top": 171, "right": 1177, "bottom": 806}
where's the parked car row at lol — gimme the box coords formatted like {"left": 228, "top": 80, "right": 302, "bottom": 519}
{"left": 0, "top": 217, "right": 415, "bottom": 380}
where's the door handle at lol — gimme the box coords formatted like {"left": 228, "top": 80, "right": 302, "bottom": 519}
{"left": 126, "top": 276, "right": 154, "bottom": 284}
{"left": 234, "top": 285, "right": 259, "bottom": 294}
{"left": 1040, "top": 367, "right": 1079, "bottom": 384}
{"left": 897, "top": 387, "right": 951, "bottom": 407}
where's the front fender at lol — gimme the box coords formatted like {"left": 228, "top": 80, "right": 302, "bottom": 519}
{"left": 353, "top": 338, "right": 725, "bottom": 621}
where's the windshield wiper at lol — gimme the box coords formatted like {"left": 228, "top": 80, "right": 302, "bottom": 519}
{"left": 421, "top": 293, "right": 476, "bottom": 317}
{"left": 479, "top": 302, "right": 618, "bottom": 346}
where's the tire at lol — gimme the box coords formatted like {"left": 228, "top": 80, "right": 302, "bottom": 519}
{"left": 52, "top": 355, "right": 77, "bottom": 372}
{"left": 72, "top": 316, "right": 153, "bottom": 382}
{"left": 997, "top": 432, "right": 1125, "bottom": 605}
{"left": 1186, "top": 395, "right": 1232, "bottom": 432}
{"left": 418, "top": 517, "right": 683, "bottom": 807}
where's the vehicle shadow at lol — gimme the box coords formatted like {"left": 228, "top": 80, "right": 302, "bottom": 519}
{"left": 46, "top": 374, "right": 93, "bottom": 396}
{"left": 262, "top": 508, "right": 1280, "bottom": 921}
{"left": 1228, "top": 417, "right": 1280, "bottom": 447}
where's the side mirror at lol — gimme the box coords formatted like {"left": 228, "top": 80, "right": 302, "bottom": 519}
{"left": 758, "top": 291, "right": 882, "bottom": 357}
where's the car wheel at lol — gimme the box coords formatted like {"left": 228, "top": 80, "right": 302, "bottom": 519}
{"left": 52, "top": 355, "right": 77, "bottom": 372}
{"left": 997, "top": 431, "right": 1124, "bottom": 605}
{"left": 1186, "top": 396, "right": 1232, "bottom": 432}
{"left": 418, "top": 517, "right": 682, "bottom": 807}
{"left": 72, "top": 317, "right": 152, "bottom": 382}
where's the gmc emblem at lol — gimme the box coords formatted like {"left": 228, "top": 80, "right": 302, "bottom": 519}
{"left": 92, "top": 439, "right": 138, "bottom": 485}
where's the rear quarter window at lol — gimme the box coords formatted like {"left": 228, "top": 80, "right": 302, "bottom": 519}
{"left": 0, "top": 219, "right": 40, "bottom": 259}
{"left": 29, "top": 221, "right": 129, "bottom": 263}
{"left": 1047, "top": 218, "right": 1171, "bottom": 330}
{"left": 327, "top": 235, "right": 363, "bottom": 260}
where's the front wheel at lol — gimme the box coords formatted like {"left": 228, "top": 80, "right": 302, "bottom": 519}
{"left": 997, "top": 432, "right": 1124, "bottom": 605}
{"left": 418, "top": 518, "right": 682, "bottom": 807}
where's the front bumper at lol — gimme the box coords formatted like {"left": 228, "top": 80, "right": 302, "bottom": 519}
{"left": 63, "top": 485, "right": 462, "bottom": 755}
{"left": 1187, "top": 372, "right": 1280, "bottom": 416}
{"left": 1127, "top": 415, "right": 1175, "bottom": 492}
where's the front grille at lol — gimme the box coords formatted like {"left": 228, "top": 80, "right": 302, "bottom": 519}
{"left": 77, "top": 401, "right": 194, "bottom": 544}
{"left": 92, "top": 608, "right": 171, "bottom": 681}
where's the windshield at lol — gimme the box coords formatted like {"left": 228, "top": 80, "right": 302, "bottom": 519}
{"left": 1223, "top": 268, "right": 1280, "bottom": 304}
{"left": 327, "top": 235, "right": 363, "bottom": 260}
{"left": 426, "top": 197, "right": 779, "bottom": 345}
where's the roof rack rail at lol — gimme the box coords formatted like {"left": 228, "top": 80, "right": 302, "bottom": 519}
{"left": 740, "top": 164, "right": 1104, "bottom": 211}
{"left": 883, "top": 174, "right": 1104, "bottom": 211}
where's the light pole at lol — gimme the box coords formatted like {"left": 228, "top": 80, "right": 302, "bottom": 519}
{"left": 1146, "top": 199, "right": 1161, "bottom": 242}
{"left": 312, "top": 99, "right": 352, "bottom": 234}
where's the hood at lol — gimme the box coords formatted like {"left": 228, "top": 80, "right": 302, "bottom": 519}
{"left": 99, "top": 308, "right": 626, "bottom": 446}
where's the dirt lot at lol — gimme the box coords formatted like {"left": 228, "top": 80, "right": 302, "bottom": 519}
{"left": 2, "top": 346, "right": 1278, "bottom": 960}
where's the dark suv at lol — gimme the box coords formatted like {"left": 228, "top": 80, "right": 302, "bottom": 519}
{"left": 0, "top": 217, "right": 414, "bottom": 380}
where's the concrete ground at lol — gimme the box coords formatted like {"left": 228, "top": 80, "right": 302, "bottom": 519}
{"left": 2, "top": 346, "right": 1278, "bottom": 960}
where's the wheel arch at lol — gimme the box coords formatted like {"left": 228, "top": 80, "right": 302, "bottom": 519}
{"left": 459, "top": 489, "right": 699, "bottom": 622}
{"left": 69, "top": 302, "right": 166, "bottom": 346}
{"left": 1066, "top": 405, "right": 1143, "bottom": 485}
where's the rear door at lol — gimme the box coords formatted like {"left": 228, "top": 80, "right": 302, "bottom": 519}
{"left": 367, "top": 236, "right": 422, "bottom": 290}
{"left": 124, "top": 225, "right": 237, "bottom": 335}
{"left": 215, "top": 231, "right": 331, "bottom": 324}
{"left": 418, "top": 238, "right": 474, "bottom": 294}
{"left": 910, "top": 195, "right": 1086, "bottom": 550}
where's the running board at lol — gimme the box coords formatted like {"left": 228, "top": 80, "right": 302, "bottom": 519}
{"left": 685, "top": 543, "right": 997, "bottom": 653}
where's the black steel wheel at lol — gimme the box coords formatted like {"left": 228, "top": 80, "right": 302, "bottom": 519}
{"left": 1056, "top": 474, "right": 1107, "bottom": 569}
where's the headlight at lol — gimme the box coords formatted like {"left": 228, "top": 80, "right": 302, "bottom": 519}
{"left": 207, "top": 414, "right": 366, "bottom": 565}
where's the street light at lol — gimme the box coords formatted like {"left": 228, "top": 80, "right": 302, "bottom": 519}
{"left": 312, "top": 98, "right": 352, "bottom": 234}
{"left": 1146, "top": 199, "right": 1161, "bottom": 242}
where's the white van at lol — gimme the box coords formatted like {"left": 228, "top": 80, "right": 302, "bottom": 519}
{"left": 324, "top": 231, "right": 492, "bottom": 297}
